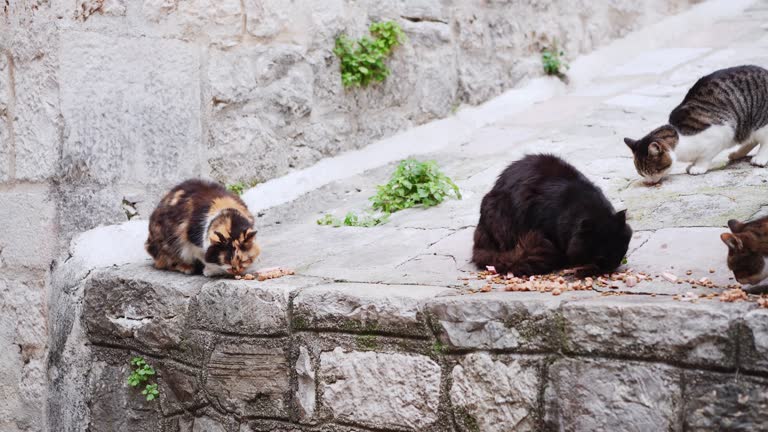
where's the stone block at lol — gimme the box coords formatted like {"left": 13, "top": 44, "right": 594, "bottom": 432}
{"left": 59, "top": 31, "right": 202, "bottom": 186}
{"left": 0, "top": 188, "right": 56, "bottom": 269}
{"left": 83, "top": 264, "right": 207, "bottom": 358}
{"left": 244, "top": 0, "right": 292, "bottom": 39}
{"left": 545, "top": 358, "right": 682, "bottom": 432}
{"left": 294, "top": 346, "right": 316, "bottom": 421}
{"left": 205, "top": 340, "right": 290, "bottom": 418}
{"left": 0, "top": 272, "right": 46, "bottom": 432}
{"left": 177, "top": 0, "right": 243, "bottom": 48}
{"left": 0, "top": 53, "right": 10, "bottom": 183}
{"left": 318, "top": 348, "right": 441, "bottom": 430}
{"left": 209, "top": 45, "right": 306, "bottom": 103}
{"left": 11, "top": 35, "right": 61, "bottom": 182}
{"left": 683, "top": 371, "right": 768, "bottom": 431}
{"left": 425, "top": 292, "right": 579, "bottom": 352}
{"left": 740, "top": 308, "right": 768, "bottom": 374}
{"left": 190, "top": 277, "right": 318, "bottom": 336}
{"left": 450, "top": 353, "right": 541, "bottom": 432}
{"left": 157, "top": 361, "right": 204, "bottom": 416}
{"left": 87, "top": 360, "right": 163, "bottom": 432}
{"left": 292, "top": 282, "right": 454, "bottom": 337}
{"left": 562, "top": 296, "right": 748, "bottom": 368}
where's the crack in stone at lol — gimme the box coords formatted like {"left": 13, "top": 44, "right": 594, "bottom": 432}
{"left": 400, "top": 15, "right": 448, "bottom": 24}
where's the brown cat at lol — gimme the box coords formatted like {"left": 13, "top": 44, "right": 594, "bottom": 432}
{"left": 145, "top": 179, "right": 260, "bottom": 277}
{"left": 721, "top": 216, "right": 768, "bottom": 293}
{"left": 625, "top": 65, "right": 768, "bottom": 184}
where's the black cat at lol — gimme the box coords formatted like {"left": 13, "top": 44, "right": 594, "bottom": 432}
{"left": 472, "top": 154, "right": 632, "bottom": 276}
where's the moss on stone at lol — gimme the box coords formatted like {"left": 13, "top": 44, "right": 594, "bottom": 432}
{"left": 356, "top": 335, "right": 378, "bottom": 351}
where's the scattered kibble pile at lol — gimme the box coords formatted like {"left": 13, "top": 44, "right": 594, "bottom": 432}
{"left": 465, "top": 266, "right": 768, "bottom": 308}
{"left": 235, "top": 267, "right": 295, "bottom": 281}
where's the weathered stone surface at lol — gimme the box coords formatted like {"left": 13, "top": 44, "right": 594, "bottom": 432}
{"left": 158, "top": 361, "right": 203, "bottom": 416}
{"left": 545, "top": 358, "right": 682, "bottom": 432}
{"left": 627, "top": 228, "right": 735, "bottom": 285}
{"left": 190, "top": 416, "right": 227, "bottom": 432}
{"left": 177, "top": 0, "right": 243, "bottom": 47}
{"left": 83, "top": 264, "right": 207, "bottom": 356}
{"left": 0, "top": 53, "right": 10, "bottom": 183}
{"left": 292, "top": 283, "right": 454, "bottom": 336}
{"left": 59, "top": 31, "right": 202, "bottom": 185}
{"left": 87, "top": 360, "right": 163, "bottom": 432}
{"left": 562, "top": 296, "right": 749, "bottom": 368}
{"left": 319, "top": 348, "right": 441, "bottom": 430}
{"left": 190, "top": 277, "right": 315, "bottom": 336}
{"left": 244, "top": 0, "right": 291, "bottom": 39}
{"left": 205, "top": 340, "right": 290, "bottom": 418}
{"left": 11, "top": 42, "right": 61, "bottom": 182}
{"left": 426, "top": 292, "right": 582, "bottom": 352}
{"left": 450, "top": 353, "right": 541, "bottom": 432}
{"left": 207, "top": 44, "right": 313, "bottom": 182}
{"left": 683, "top": 371, "right": 768, "bottom": 432}
{"left": 0, "top": 188, "right": 56, "bottom": 269}
{"left": 740, "top": 308, "right": 768, "bottom": 374}
{"left": 294, "top": 346, "right": 316, "bottom": 421}
{"left": 0, "top": 272, "right": 47, "bottom": 432}
{"left": 240, "top": 420, "right": 365, "bottom": 432}
{"left": 75, "top": 0, "right": 127, "bottom": 20}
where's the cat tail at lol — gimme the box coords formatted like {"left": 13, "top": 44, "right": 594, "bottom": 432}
{"left": 472, "top": 231, "right": 561, "bottom": 276}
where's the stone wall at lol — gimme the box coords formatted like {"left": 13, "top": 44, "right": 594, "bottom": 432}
{"left": 65, "top": 264, "right": 768, "bottom": 431}
{"left": 0, "top": 0, "right": 697, "bottom": 430}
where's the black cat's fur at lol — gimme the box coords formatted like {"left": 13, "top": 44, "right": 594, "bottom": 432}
{"left": 472, "top": 154, "right": 632, "bottom": 276}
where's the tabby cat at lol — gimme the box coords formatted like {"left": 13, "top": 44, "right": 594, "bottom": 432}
{"left": 145, "top": 179, "right": 260, "bottom": 277}
{"left": 624, "top": 65, "right": 768, "bottom": 184}
{"left": 472, "top": 154, "right": 632, "bottom": 276}
{"left": 721, "top": 217, "right": 768, "bottom": 293}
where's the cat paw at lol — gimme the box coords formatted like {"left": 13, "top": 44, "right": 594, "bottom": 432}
{"left": 686, "top": 165, "right": 709, "bottom": 175}
{"left": 203, "top": 266, "right": 221, "bottom": 277}
{"left": 750, "top": 155, "right": 768, "bottom": 167}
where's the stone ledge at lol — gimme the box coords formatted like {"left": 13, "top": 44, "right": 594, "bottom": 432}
{"left": 561, "top": 295, "right": 753, "bottom": 369}
{"left": 78, "top": 264, "right": 768, "bottom": 432}
{"left": 292, "top": 282, "right": 456, "bottom": 337}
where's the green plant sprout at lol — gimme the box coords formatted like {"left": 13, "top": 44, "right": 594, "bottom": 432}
{"left": 127, "top": 356, "right": 159, "bottom": 402}
{"left": 317, "top": 211, "right": 389, "bottom": 228}
{"left": 370, "top": 159, "right": 461, "bottom": 214}
{"left": 542, "top": 43, "right": 568, "bottom": 77}
{"left": 334, "top": 21, "right": 405, "bottom": 87}
{"left": 141, "top": 383, "right": 159, "bottom": 401}
{"left": 226, "top": 180, "right": 260, "bottom": 196}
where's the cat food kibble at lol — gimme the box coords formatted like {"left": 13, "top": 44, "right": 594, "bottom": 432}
{"left": 662, "top": 272, "right": 678, "bottom": 283}
{"left": 256, "top": 267, "right": 295, "bottom": 281}
{"left": 720, "top": 288, "right": 749, "bottom": 303}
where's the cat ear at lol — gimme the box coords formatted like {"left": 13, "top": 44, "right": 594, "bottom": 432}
{"left": 213, "top": 231, "right": 227, "bottom": 244}
{"left": 623, "top": 138, "right": 637, "bottom": 150}
{"left": 720, "top": 233, "right": 743, "bottom": 251}
{"left": 648, "top": 142, "right": 662, "bottom": 156}
{"left": 728, "top": 219, "right": 745, "bottom": 233}
{"left": 615, "top": 209, "right": 627, "bottom": 224}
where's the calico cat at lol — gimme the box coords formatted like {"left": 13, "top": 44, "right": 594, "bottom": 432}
{"left": 145, "top": 179, "right": 260, "bottom": 277}
{"left": 472, "top": 154, "right": 632, "bottom": 276}
{"left": 721, "top": 217, "right": 768, "bottom": 293}
{"left": 624, "top": 65, "right": 768, "bottom": 184}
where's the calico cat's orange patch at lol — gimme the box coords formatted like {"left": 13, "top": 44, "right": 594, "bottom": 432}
{"left": 209, "top": 197, "right": 250, "bottom": 221}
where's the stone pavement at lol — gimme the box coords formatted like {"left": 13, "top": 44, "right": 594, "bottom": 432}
{"left": 53, "top": 1, "right": 768, "bottom": 431}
